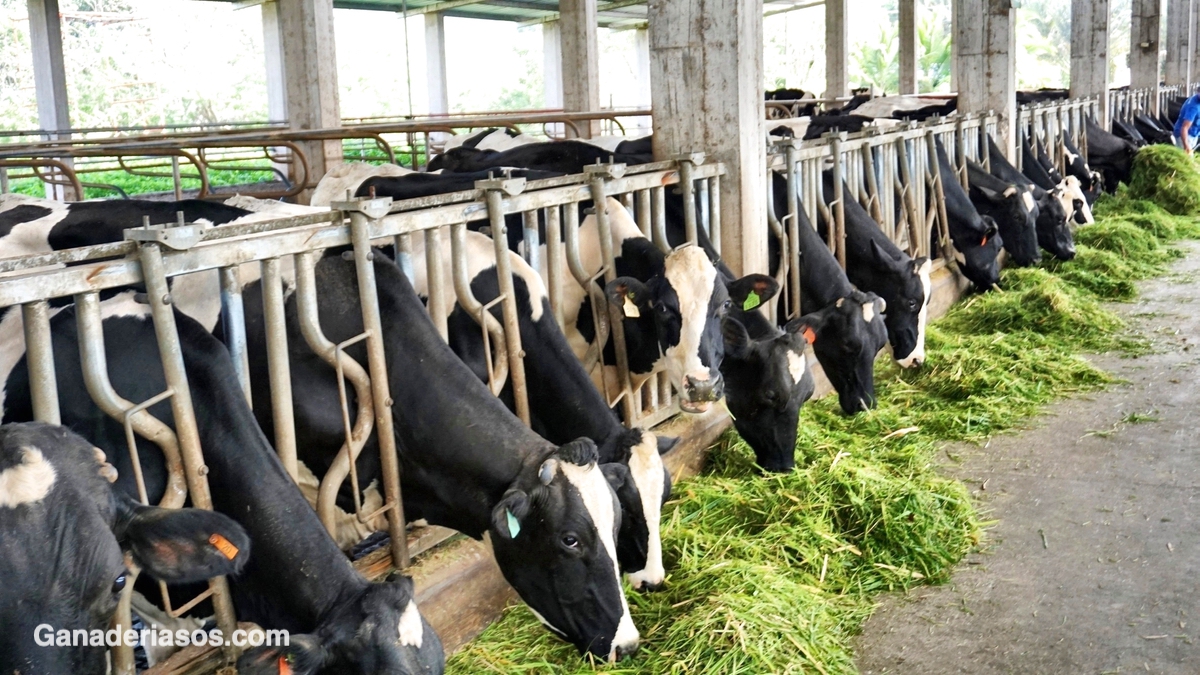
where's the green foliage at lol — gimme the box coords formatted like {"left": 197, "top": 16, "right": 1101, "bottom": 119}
{"left": 1127, "top": 145, "right": 1200, "bottom": 217}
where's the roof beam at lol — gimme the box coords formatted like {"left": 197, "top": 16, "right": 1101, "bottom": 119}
{"left": 401, "top": 0, "right": 490, "bottom": 16}
{"left": 518, "top": 0, "right": 642, "bottom": 27}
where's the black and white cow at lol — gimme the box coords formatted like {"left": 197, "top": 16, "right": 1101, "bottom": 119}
{"left": 965, "top": 159, "right": 1041, "bottom": 266}
{"left": 932, "top": 140, "right": 1004, "bottom": 291}
{"left": 1021, "top": 138, "right": 1094, "bottom": 225}
{"left": 986, "top": 137, "right": 1075, "bottom": 261}
{"left": 426, "top": 140, "right": 652, "bottom": 174}
{"left": 719, "top": 276, "right": 815, "bottom": 472}
{"left": 769, "top": 172, "right": 890, "bottom": 415}
{"left": 819, "top": 171, "right": 932, "bottom": 368}
{"left": 765, "top": 88, "right": 819, "bottom": 119}
{"left": 1085, "top": 117, "right": 1139, "bottom": 192}
{"left": 0, "top": 292, "right": 444, "bottom": 675}
{"left": 1111, "top": 117, "right": 1148, "bottom": 147}
{"left": 0, "top": 422, "right": 248, "bottom": 675}
{"left": 849, "top": 95, "right": 958, "bottom": 121}
{"left": 1016, "top": 89, "right": 1069, "bottom": 105}
{"left": 1133, "top": 114, "right": 1173, "bottom": 145}
{"left": 237, "top": 252, "right": 640, "bottom": 661}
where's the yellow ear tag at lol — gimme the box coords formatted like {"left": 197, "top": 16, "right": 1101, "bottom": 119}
{"left": 742, "top": 291, "right": 761, "bottom": 311}
{"left": 506, "top": 509, "right": 521, "bottom": 538}
{"left": 622, "top": 294, "right": 641, "bottom": 318}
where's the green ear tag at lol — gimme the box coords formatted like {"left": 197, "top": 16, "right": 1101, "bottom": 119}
{"left": 742, "top": 291, "right": 761, "bottom": 311}
{"left": 506, "top": 509, "right": 521, "bottom": 538}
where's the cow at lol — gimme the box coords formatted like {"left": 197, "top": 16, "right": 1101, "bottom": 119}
{"left": 1021, "top": 138, "right": 1094, "bottom": 225}
{"left": 965, "top": 159, "right": 1041, "bottom": 266}
{"left": 768, "top": 172, "right": 889, "bottom": 415}
{"left": 849, "top": 95, "right": 958, "bottom": 121}
{"left": 0, "top": 422, "right": 249, "bottom": 675}
{"left": 441, "top": 128, "right": 542, "bottom": 153}
{"left": 311, "top": 162, "right": 416, "bottom": 207}
{"left": 932, "top": 140, "right": 1004, "bottom": 291}
{"left": 0, "top": 291, "right": 445, "bottom": 675}
{"left": 986, "top": 137, "right": 1075, "bottom": 261}
{"left": 1112, "top": 117, "right": 1148, "bottom": 147}
{"left": 719, "top": 276, "right": 815, "bottom": 472}
{"left": 426, "top": 140, "right": 652, "bottom": 174}
{"left": 1134, "top": 114, "right": 1173, "bottom": 145}
{"left": 1060, "top": 133, "right": 1103, "bottom": 203}
{"left": 765, "top": 88, "right": 819, "bottom": 118}
{"left": 818, "top": 171, "right": 931, "bottom": 367}
{"left": 1085, "top": 117, "right": 1139, "bottom": 192}
{"left": 236, "top": 252, "right": 640, "bottom": 661}
{"left": 1016, "top": 89, "right": 1069, "bottom": 105}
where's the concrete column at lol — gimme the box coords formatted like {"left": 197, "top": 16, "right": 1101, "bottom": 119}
{"left": 27, "top": 0, "right": 73, "bottom": 199}
{"left": 1129, "top": 0, "right": 1162, "bottom": 114}
{"left": 278, "top": 0, "right": 342, "bottom": 198}
{"left": 825, "top": 0, "right": 848, "bottom": 99}
{"left": 634, "top": 27, "right": 652, "bottom": 108}
{"left": 954, "top": 0, "right": 1016, "bottom": 158}
{"left": 1070, "top": 0, "right": 1110, "bottom": 127}
{"left": 648, "top": 0, "right": 766, "bottom": 277}
{"left": 559, "top": 0, "right": 601, "bottom": 137}
{"left": 543, "top": 21, "right": 563, "bottom": 108}
{"left": 262, "top": 1, "right": 287, "bottom": 123}
{"left": 899, "top": 0, "right": 918, "bottom": 95}
{"left": 1165, "top": 0, "right": 1193, "bottom": 88}
{"left": 425, "top": 12, "right": 449, "bottom": 116}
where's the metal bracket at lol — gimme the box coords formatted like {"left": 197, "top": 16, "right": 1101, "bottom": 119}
{"left": 124, "top": 220, "right": 208, "bottom": 251}
{"left": 769, "top": 138, "right": 800, "bottom": 154}
{"left": 671, "top": 152, "right": 705, "bottom": 166}
{"left": 584, "top": 162, "right": 627, "bottom": 180}
{"left": 474, "top": 176, "right": 527, "bottom": 195}
{"left": 330, "top": 196, "right": 394, "bottom": 220}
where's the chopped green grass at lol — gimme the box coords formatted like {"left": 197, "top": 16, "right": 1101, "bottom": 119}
{"left": 1127, "top": 145, "right": 1200, "bottom": 216}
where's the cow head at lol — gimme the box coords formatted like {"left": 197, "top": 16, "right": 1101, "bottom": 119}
{"left": 425, "top": 147, "right": 497, "bottom": 173}
{"left": 864, "top": 240, "right": 932, "bottom": 368}
{"left": 951, "top": 216, "right": 1003, "bottom": 291}
{"left": 237, "top": 574, "right": 444, "bottom": 675}
{"left": 975, "top": 183, "right": 1040, "bottom": 266}
{"left": 607, "top": 244, "right": 727, "bottom": 413}
{"left": 794, "top": 290, "right": 889, "bottom": 415}
{"left": 1060, "top": 176, "right": 1094, "bottom": 224}
{"left": 602, "top": 429, "right": 670, "bottom": 593}
{"left": 0, "top": 423, "right": 248, "bottom": 675}
{"left": 1036, "top": 187, "right": 1076, "bottom": 261}
{"left": 489, "top": 439, "right": 638, "bottom": 661}
{"left": 720, "top": 276, "right": 815, "bottom": 472}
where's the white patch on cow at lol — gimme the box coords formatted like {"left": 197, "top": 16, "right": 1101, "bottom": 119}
{"left": 786, "top": 349, "right": 807, "bottom": 384}
{"left": 624, "top": 431, "right": 664, "bottom": 591}
{"left": 0, "top": 194, "right": 65, "bottom": 262}
{"left": 851, "top": 95, "right": 954, "bottom": 119}
{"left": 441, "top": 129, "right": 543, "bottom": 153}
{"left": 0, "top": 447, "right": 56, "bottom": 507}
{"left": 1059, "top": 176, "right": 1093, "bottom": 224}
{"left": 527, "top": 607, "right": 568, "bottom": 638}
{"left": 397, "top": 599, "right": 424, "bottom": 648}
{"left": 579, "top": 135, "right": 644, "bottom": 153}
{"left": 896, "top": 259, "right": 932, "bottom": 368}
{"left": 295, "top": 460, "right": 386, "bottom": 550}
{"left": 310, "top": 162, "right": 414, "bottom": 207}
{"left": 835, "top": 297, "right": 845, "bottom": 308}
{"left": 556, "top": 460, "right": 639, "bottom": 661}
{"left": 862, "top": 302, "right": 876, "bottom": 324}
{"left": 410, "top": 229, "right": 546, "bottom": 323}
{"left": 1002, "top": 186, "right": 1017, "bottom": 198}
{"left": 662, "top": 246, "right": 718, "bottom": 394}
{"left": 1064, "top": 148, "right": 1078, "bottom": 165}
{"left": 1021, "top": 190, "right": 1036, "bottom": 212}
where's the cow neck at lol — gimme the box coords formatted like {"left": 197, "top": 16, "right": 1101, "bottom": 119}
{"left": 175, "top": 316, "right": 367, "bottom": 632}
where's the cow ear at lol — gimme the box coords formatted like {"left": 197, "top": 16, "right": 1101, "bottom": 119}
{"left": 721, "top": 317, "right": 752, "bottom": 358}
{"left": 728, "top": 274, "right": 779, "bottom": 310}
{"left": 115, "top": 496, "right": 249, "bottom": 584}
{"left": 975, "top": 184, "right": 1001, "bottom": 202}
{"left": 491, "top": 490, "right": 531, "bottom": 541}
{"left": 556, "top": 437, "right": 599, "bottom": 467}
{"left": 784, "top": 316, "right": 819, "bottom": 346}
{"left": 605, "top": 277, "right": 650, "bottom": 318}
{"left": 237, "top": 635, "right": 329, "bottom": 675}
{"left": 913, "top": 256, "right": 932, "bottom": 276}
{"left": 868, "top": 238, "right": 902, "bottom": 265}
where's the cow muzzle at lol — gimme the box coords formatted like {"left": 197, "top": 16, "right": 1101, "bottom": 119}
{"left": 679, "top": 373, "right": 724, "bottom": 412}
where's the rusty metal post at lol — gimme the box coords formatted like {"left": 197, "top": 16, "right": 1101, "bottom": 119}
{"left": 218, "top": 266, "right": 252, "bottom": 406}
{"left": 21, "top": 301, "right": 59, "bottom": 424}
{"left": 260, "top": 257, "right": 298, "bottom": 482}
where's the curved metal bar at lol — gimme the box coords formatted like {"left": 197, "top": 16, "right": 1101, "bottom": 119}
{"left": 562, "top": 201, "right": 608, "bottom": 371}
{"left": 449, "top": 222, "right": 510, "bottom": 395}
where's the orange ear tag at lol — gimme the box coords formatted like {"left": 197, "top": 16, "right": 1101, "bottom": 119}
{"left": 208, "top": 533, "right": 240, "bottom": 561}
{"left": 980, "top": 235, "right": 989, "bottom": 246}
{"left": 802, "top": 327, "right": 817, "bottom": 345}
{"left": 278, "top": 655, "right": 293, "bottom": 675}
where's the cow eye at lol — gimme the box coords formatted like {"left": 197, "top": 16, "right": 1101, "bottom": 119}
{"left": 561, "top": 534, "right": 580, "bottom": 549}
{"left": 112, "top": 574, "right": 127, "bottom": 594}
{"left": 723, "top": 299, "right": 732, "bottom": 310}
{"left": 908, "top": 300, "right": 918, "bottom": 310}
{"left": 656, "top": 303, "right": 670, "bottom": 314}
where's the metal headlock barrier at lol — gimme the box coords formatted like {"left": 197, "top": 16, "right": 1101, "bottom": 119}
{"left": 1016, "top": 97, "right": 1100, "bottom": 174}
{"left": 0, "top": 109, "right": 650, "bottom": 201}
{"left": 0, "top": 154, "right": 718, "bottom": 672}
{"left": 1108, "top": 85, "right": 1185, "bottom": 123}
{"left": 764, "top": 112, "right": 999, "bottom": 325}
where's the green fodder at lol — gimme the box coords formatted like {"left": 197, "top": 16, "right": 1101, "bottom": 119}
{"left": 1039, "top": 220, "right": 1183, "bottom": 300}
{"left": 1127, "top": 144, "right": 1200, "bottom": 216}
{"left": 1092, "top": 189, "right": 1200, "bottom": 240}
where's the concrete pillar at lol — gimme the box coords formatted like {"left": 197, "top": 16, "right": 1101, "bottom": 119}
{"left": 278, "top": 0, "right": 342, "bottom": 198}
{"left": 954, "top": 0, "right": 1016, "bottom": 158}
{"left": 1129, "top": 0, "right": 1162, "bottom": 114}
{"left": 425, "top": 12, "right": 449, "bottom": 116}
{"left": 262, "top": 1, "right": 287, "bottom": 123}
{"left": 1070, "top": 0, "right": 1110, "bottom": 127}
{"left": 559, "top": 0, "right": 601, "bottom": 137}
{"left": 825, "top": 0, "right": 849, "bottom": 99}
{"left": 1165, "top": 0, "right": 1193, "bottom": 88}
{"left": 899, "top": 0, "right": 918, "bottom": 95}
{"left": 27, "top": 0, "right": 73, "bottom": 199}
{"left": 543, "top": 21, "right": 563, "bottom": 108}
{"left": 634, "top": 27, "right": 652, "bottom": 108}
{"left": 648, "top": 0, "right": 766, "bottom": 277}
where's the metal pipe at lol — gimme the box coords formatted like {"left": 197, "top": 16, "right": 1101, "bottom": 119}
{"left": 522, "top": 210, "right": 541, "bottom": 272}
{"left": 218, "top": 267, "right": 252, "bottom": 406}
{"left": 561, "top": 203, "right": 609, "bottom": 371}
{"left": 449, "top": 222, "right": 511, "bottom": 394}
{"left": 260, "top": 257, "right": 298, "bottom": 482}
{"left": 709, "top": 175, "right": 721, "bottom": 256}
{"left": 21, "top": 301, "right": 60, "bottom": 425}
{"left": 346, "top": 209, "right": 410, "bottom": 570}
{"left": 293, "top": 251, "right": 377, "bottom": 539}
{"left": 831, "top": 136, "right": 847, "bottom": 269}
{"left": 128, "top": 246, "right": 240, "bottom": 656}
{"left": 651, "top": 186, "right": 669, "bottom": 252}
{"left": 395, "top": 233, "right": 415, "bottom": 283}
{"left": 545, "top": 205, "right": 565, "bottom": 328}
{"left": 423, "top": 228, "right": 449, "bottom": 342}
{"left": 678, "top": 158, "right": 698, "bottom": 244}
{"left": 482, "top": 188, "right": 532, "bottom": 426}
{"left": 784, "top": 142, "right": 802, "bottom": 320}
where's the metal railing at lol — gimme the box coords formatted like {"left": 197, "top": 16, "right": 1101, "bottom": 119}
{"left": 764, "top": 112, "right": 999, "bottom": 324}
{"left": 1108, "top": 85, "right": 1184, "bottom": 122}
{"left": 1016, "top": 97, "right": 1100, "bottom": 174}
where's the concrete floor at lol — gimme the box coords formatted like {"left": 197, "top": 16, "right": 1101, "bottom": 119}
{"left": 854, "top": 244, "right": 1200, "bottom": 675}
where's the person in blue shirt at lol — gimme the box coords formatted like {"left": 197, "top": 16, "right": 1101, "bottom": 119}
{"left": 1174, "top": 85, "right": 1200, "bottom": 155}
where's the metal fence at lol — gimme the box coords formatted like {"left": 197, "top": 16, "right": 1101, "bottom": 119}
{"left": 1108, "top": 85, "right": 1184, "bottom": 122}
{"left": 1016, "top": 97, "right": 1100, "bottom": 174}
{"left": 0, "top": 155, "right": 718, "bottom": 673}
{"left": 764, "top": 112, "right": 999, "bottom": 324}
